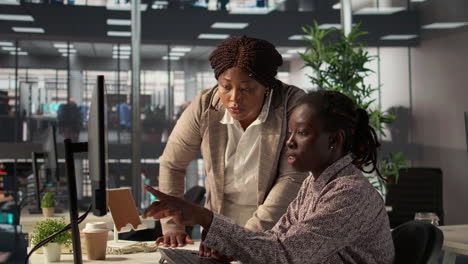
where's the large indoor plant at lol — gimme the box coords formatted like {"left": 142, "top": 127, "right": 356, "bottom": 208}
{"left": 299, "top": 22, "right": 408, "bottom": 196}
{"left": 31, "top": 217, "right": 71, "bottom": 262}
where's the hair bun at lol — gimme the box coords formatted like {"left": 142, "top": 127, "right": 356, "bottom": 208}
{"left": 356, "top": 108, "right": 369, "bottom": 126}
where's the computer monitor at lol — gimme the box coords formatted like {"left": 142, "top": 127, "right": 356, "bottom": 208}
{"left": 88, "top": 75, "right": 108, "bottom": 216}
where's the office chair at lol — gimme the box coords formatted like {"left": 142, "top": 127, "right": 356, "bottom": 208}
{"left": 392, "top": 220, "right": 444, "bottom": 264}
{"left": 184, "top": 185, "right": 206, "bottom": 205}
{"left": 386, "top": 168, "right": 444, "bottom": 228}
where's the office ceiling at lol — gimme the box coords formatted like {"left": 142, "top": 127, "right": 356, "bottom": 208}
{"left": 0, "top": 1, "right": 420, "bottom": 47}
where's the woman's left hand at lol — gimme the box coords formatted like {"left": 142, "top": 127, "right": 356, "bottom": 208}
{"left": 142, "top": 184, "right": 213, "bottom": 229}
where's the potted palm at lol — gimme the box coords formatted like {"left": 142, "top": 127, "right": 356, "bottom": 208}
{"left": 300, "top": 22, "right": 408, "bottom": 196}
{"left": 41, "top": 192, "right": 56, "bottom": 217}
{"left": 30, "top": 217, "right": 71, "bottom": 262}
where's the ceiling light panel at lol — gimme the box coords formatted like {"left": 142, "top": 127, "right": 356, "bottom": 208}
{"left": 318, "top": 23, "right": 342, "bottom": 30}
{"left": 0, "top": 14, "right": 34, "bottom": 21}
{"left": 162, "top": 56, "right": 180, "bottom": 60}
{"left": 58, "top": 49, "right": 77, "bottom": 53}
{"left": 107, "top": 19, "right": 131, "bottom": 26}
{"left": 198, "top": 33, "right": 230, "bottom": 39}
{"left": 354, "top": 7, "right": 405, "bottom": 15}
{"left": 286, "top": 49, "right": 306, "bottom": 54}
{"left": 422, "top": 22, "right": 468, "bottom": 29}
{"left": 380, "top": 34, "right": 418, "bottom": 40}
{"left": 288, "top": 35, "right": 312, "bottom": 40}
{"left": 2, "top": 47, "right": 20, "bottom": 51}
{"left": 10, "top": 51, "right": 27, "bottom": 55}
{"left": 12, "top": 27, "right": 44, "bottom": 33}
{"left": 113, "top": 45, "right": 131, "bottom": 50}
{"left": 0, "top": 0, "right": 20, "bottom": 5}
{"left": 108, "top": 31, "right": 131, "bottom": 37}
{"left": 54, "top": 43, "right": 73, "bottom": 48}
{"left": 169, "top": 52, "right": 185, "bottom": 56}
{"left": 106, "top": 3, "right": 147, "bottom": 11}
{"left": 211, "top": 22, "right": 249, "bottom": 29}
{"left": 0, "top": 41, "right": 13, "bottom": 46}
{"left": 171, "top": 47, "right": 191, "bottom": 52}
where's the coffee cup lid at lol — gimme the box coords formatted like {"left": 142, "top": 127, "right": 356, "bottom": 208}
{"left": 83, "top": 222, "right": 108, "bottom": 233}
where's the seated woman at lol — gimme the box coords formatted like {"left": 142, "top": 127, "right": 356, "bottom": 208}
{"left": 143, "top": 90, "right": 395, "bottom": 264}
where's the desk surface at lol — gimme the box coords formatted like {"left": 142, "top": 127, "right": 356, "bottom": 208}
{"left": 439, "top": 225, "right": 468, "bottom": 256}
{"left": 29, "top": 241, "right": 202, "bottom": 263}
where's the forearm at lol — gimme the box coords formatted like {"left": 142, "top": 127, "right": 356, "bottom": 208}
{"left": 204, "top": 214, "right": 289, "bottom": 264}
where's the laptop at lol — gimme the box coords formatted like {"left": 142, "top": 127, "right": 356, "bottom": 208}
{"left": 158, "top": 248, "right": 229, "bottom": 264}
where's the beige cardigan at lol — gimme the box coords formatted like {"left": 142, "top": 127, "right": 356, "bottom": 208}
{"left": 159, "top": 82, "right": 309, "bottom": 233}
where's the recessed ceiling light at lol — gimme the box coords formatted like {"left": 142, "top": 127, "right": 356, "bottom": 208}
{"left": 106, "top": 3, "right": 147, "bottom": 11}
{"left": 0, "top": 41, "right": 13, "bottom": 46}
{"left": 152, "top": 0, "right": 168, "bottom": 9}
{"left": 332, "top": 2, "right": 341, "bottom": 9}
{"left": 171, "top": 47, "right": 191, "bottom": 52}
{"left": 113, "top": 45, "right": 131, "bottom": 50}
{"left": 10, "top": 51, "right": 27, "bottom": 55}
{"left": 229, "top": 7, "right": 274, "bottom": 15}
{"left": 2, "top": 46, "right": 19, "bottom": 51}
{"left": 288, "top": 35, "right": 312, "bottom": 41}
{"left": 58, "top": 49, "right": 77, "bottom": 53}
{"left": 198, "top": 33, "right": 230, "bottom": 40}
{"left": 162, "top": 56, "right": 180, "bottom": 60}
{"left": 354, "top": 7, "right": 405, "bottom": 15}
{"left": 0, "top": 0, "right": 20, "bottom": 5}
{"left": 169, "top": 52, "right": 185, "bottom": 56}
{"left": 113, "top": 56, "right": 130, "bottom": 59}
{"left": 54, "top": 43, "right": 73, "bottom": 48}
{"left": 286, "top": 49, "right": 306, "bottom": 54}
{"left": 107, "top": 19, "right": 131, "bottom": 26}
{"left": 0, "top": 14, "right": 34, "bottom": 21}
{"left": 319, "top": 23, "right": 342, "bottom": 30}
{"left": 113, "top": 51, "right": 131, "bottom": 55}
{"left": 211, "top": 22, "right": 249, "bottom": 29}
{"left": 422, "top": 22, "right": 468, "bottom": 29}
{"left": 410, "top": 0, "right": 426, "bottom": 2}
{"left": 108, "top": 31, "right": 131, "bottom": 37}
{"left": 12, "top": 27, "right": 44, "bottom": 33}
{"left": 380, "top": 34, "right": 418, "bottom": 40}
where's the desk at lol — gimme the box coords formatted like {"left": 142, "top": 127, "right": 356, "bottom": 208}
{"left": 29, "top": 241, "right": 202, "bottom": 263}
{"left": 439, "top": 225, "right": 468, "bottom": 264}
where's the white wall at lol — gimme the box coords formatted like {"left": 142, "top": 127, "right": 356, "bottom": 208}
{"left": 410, "top": 31, "right": 468, "bottom": 224}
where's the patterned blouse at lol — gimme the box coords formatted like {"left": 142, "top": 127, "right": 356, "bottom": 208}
{"left": 203, "top": 154, "right": 395, "bottom": 264}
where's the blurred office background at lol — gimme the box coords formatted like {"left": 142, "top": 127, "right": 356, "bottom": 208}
{"left": 0, "top": 0, "right": 467, "bottom": 227}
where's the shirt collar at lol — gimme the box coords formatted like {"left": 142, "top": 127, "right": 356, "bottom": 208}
{"left": 313, "top": 154, "right": 355, "bottom": 191}
{"left": 220, "top": 90, "right": 273, "bottom": 126}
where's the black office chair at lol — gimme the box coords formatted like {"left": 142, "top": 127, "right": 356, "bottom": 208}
{"left": 386, "top": 168, "right": 444, "bottom": 228}
{"left": 392, "top": 220, "right": 444, "bottom": 264}
{"left": 184, "top": 185, "right": 206, "bottom": 205}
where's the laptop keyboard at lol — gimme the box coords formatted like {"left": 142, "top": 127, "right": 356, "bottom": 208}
{"left": 158, "top": 248, "right": 228, "bottom": 264}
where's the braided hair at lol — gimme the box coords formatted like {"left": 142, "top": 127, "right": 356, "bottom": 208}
{"left": 209, "top": 36, "right": 283, "bottom": 89}
{"left": 299, "top": 90, "right": 381, "bottom": 175}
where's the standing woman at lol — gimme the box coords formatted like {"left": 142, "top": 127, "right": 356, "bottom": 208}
{"left": 157, "top": 36, "right": 309, "bottom": 247}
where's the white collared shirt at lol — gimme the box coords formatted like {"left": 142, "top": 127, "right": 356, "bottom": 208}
{"left": 220, "top": 91, "right": 273, "bottom": 225}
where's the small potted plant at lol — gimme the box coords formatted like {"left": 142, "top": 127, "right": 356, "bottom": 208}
{"left": 31, "top": 217, "right": 71, "bottom": 262}
{"left": 41, "top": 192, "right": 56, "bottom": 217}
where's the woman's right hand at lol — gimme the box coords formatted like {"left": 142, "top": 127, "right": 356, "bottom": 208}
{"left": 156, "top": 230, "right": 194, "bottom": 248}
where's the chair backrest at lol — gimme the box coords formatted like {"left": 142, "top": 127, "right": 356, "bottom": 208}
{"left": 386, "top": 168, "right": 444, "bottom": 228}
{"left": 392, "top": 221, "right": 444, "bottom": 264}
{"left": 184, "top": 186, "right": 206, "bottom": 205}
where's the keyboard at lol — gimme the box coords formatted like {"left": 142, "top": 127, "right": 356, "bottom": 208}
{"left": 158, "top": 248, "right": 228, "bottom": 264}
